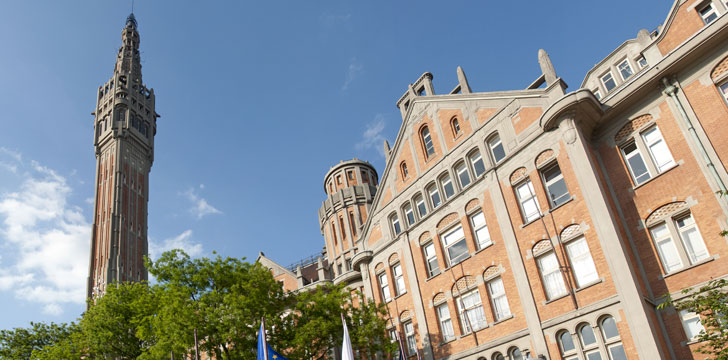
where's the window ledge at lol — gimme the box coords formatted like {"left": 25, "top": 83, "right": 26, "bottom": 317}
{"left": 574, "top": 278, "right": 603, "bottom": 292}
{"left": 546, "top": 196, "right": 575, "bottom": 213}
{"left": 520, "top": 216, "right": 543, "bottom": 229}
{"left": 490, "top": 314, "right": 514, "bottom": 326}
{"left": 438, "top": 337, "right": 458, "bottom": 346}
{"left": 394, "top": 291, "right": 408, "bottom": 300}
{"left": 474, "top": 242, "right": 495, "bottom": 255}
{"left": 659, "top": 255, "right": 716, "bottom": 279}
{"left": 425, "top": 271, "right": 441, "bottom": 282}
{"left": 632, "top": 163, "right": 680, "bottom": 191}
{"left": 443, "top": 255, "right": 471, "bottom": 271}
{"left": 542, "top": 293, "right": 570, "bottom": 305}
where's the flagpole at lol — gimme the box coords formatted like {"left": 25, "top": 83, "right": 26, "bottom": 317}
{"left": 262, "top": 317, "right": 269, "bottom": 360}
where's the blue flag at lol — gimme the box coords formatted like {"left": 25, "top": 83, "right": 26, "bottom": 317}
{"left": 267, "top": 344, "right": 290, "bottom": 360}
{"left": 257, "top": 319, "right": 289, "bottom": 360}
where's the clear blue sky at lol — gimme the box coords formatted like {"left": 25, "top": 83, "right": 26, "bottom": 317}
{"left": 0, "top": 0, "right": 667, "bottom": 328}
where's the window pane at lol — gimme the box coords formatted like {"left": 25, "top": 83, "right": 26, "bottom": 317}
{"left": 618, "top": 59, "right": 633, "bottom": 80}
{"left": 585, "top": 350, "right": 603, "bottom": 360}
{"left": 600, "top": 316, "right": 619, "bottom": 340}
{"left": 700, "top": 5, "right": 718, "bottom": 24}
{"left": 602, "top": 72, "right": 616, "bottom": 92}
{"left": 516, "top": 180, "right": 541, "bottom": 222}
{"left": 404, "top": 204, "right": 415, "bottom": 225}
{"left": 580, "top": 325, "right": 597, "bottom": 346}
{"left": 437, "top": 304, "right": 454, "bottom": 340}
{"left": 490, "top": 136, "right": 506, "bottom": 163}
{"left": 424, "top": 243, "right": 439, "bottom": 276}
{"left": 470, "top": 152, "right": 486, "bottom": 177}
{"left": 488, "top": 278, "right": 511, "bottom": 320}
{"left": 542, "top": 164, "right": 570, "bottom": 207}
{"left": 415, "top": 196, "right": 427, "bottom": 217}
{"left": 559, "top": 331, "right": 576, "bottom": 352}
{"left": 510, "top": 348, "right": 523, "bottom": 360}
{"left": 429, "top": 186, "right": 441, "bottom": 208}
{"left": 608, "top": 343, "right": 627, "bottom": 360}
{"left": 471, "top": 211, "right": 492, "bottom": 248}
{"left": 642, "top": 127, "right": 675, "bottom": 172}
{"left": 676, "top": 215, "right": 709, "bottom": 263}
{"left": 441, "top": 174, "right": 455, "bottom": 199}
{"left": 457, "top": 163, "right": 471, "bottom": 188}
{"left": 651, "top": 224, "right": 683, "bottom": 273}
{"left": 680, "top": 310, "right": 705, "bottom": 339}
{"left": 622, "top": 142, "right": 651, "bottom": 184}
{"left": 447, "top": 239, "right": 469, "bottom": 265}
{"left": 537, "top": 252, "right": 567, "bottom": 299}
{"left": 422, "top": 127, "right": 435, "bottom": 156}
{"left": 566, "top": 237, "right": 599, "bottom": 287}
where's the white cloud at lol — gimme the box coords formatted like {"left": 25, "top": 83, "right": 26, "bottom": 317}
{"left": 182, "top": 187, "right": 222, "bottom": 219}
{"left": 342, "top": 57, "right": 363, "bottom": 90}
{"left": 0, "top": 147, "right": 22, "bottom": 162}
{"left": 0, "top": 155, "right": 90, "bottom": 315}
{"left": 149, "top": 230, "right": 203, "bottom": 259}
{"left": 355, "top": 114, "right": 388, "bottom": 157}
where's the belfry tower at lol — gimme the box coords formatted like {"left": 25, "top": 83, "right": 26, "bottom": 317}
{"left": 87, "top": 13, "right": 157, "bottom": 300}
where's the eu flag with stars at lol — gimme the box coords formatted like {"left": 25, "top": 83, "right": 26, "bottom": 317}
{"left": 267, "top": 344, "right": 289, "bottom": 360}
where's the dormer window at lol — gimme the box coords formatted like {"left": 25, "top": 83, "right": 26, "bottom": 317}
{"left": 699, "top": 3, "right": 719, "bottom": 24}
{"left": 601, "top": 71, "right": 617, "bottom": 92}
{"left": 617, "top": 59, "right": 633, "bottom": 81}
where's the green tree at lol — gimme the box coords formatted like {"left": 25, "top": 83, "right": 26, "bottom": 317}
{"left": 0, "top": 321, "right": 77, "bottom": 359}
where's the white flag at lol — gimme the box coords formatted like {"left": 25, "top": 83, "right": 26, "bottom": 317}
{"left": 341, "top": 314, "right": 355, "bottom": 360}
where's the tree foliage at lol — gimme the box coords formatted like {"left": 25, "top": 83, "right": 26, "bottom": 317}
{"left": 1, "top": 249, "right": 394, "bottom": 359}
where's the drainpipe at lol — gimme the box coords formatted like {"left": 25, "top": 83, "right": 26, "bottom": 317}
{"left": 661, "top": 77, "right": 727, "bottom": 194}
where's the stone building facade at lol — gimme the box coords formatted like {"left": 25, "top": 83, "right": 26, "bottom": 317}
{"left": 87, "top": 14, "right": 158, "bottom": 300}
{"left": 261, "top": 1, "right": 728, "bottom": 359}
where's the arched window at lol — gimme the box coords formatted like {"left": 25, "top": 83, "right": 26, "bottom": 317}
{"left": 421, "top": 126, "right": 436, "bottom": 157}
{"left": 487, "top": 133, "right": 506, "bottom": 163}
{"left": 402, "top": 202, "right": 415, "bottom": 226}
{"left": 390, "top": 212, "right": 402, "bottom": 236}
{"left": 455, "top": 161, "right": 471, "bottom": 188}
{"left": 439, "top": 172, "right": 455, "bottom": 200}
{"left": 451, "top": 117, "right": 461, "bottom": 137}
{"left": 646, "top": 203, "right": 709, "bottom": 274}
{"left": 400, "top": 161, "right": 409, "bottom": 179}
{"left": 427, "top": 183, "right": 441, "bottom": 209}
{"left": 413, "top": 193, "right": 427, "bottom": 218}
{"left": 468, "top": 149, "right": 486, "bottom": 177}
{"left": 578, "top": 324, "right": 599, "bottom": 359}
{"left": 492, "top": 352, "right": 504, "bottom": 360}
{"left": 507, "top": 347, "right": 523, "bottom": 360}
{"left": 599, "top": 316, "right": 627, "bottom": 360}
{"left": 557, "top": 330, "right": 577, "bottom": 359}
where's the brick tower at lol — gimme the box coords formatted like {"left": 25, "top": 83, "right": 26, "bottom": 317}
{"left": 87, "top": 13, "right": 157, "bottom": 300}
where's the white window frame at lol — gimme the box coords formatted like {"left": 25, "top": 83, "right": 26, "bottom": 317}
{"left": 469, "top": 210, "right": 492, "bottom": 249}
{"left": 600, "top": 316, "right": 626, "bottom": 360}
{"left": 392, "top": 263, "right": 406, "bottom": 296}
{"left": 404, "top": 321, "right": 416, "bottom": 355}
{"left": 557, "top": 331, "right": 579, "bottom": 360}
{"left": 456, "top": 289, "right": 487, "bottom": 333}
{"left": 601, "top": 71, "right": 617, "bottom": 92}
{"left": 440, "top": 172, "right": 455, "bottom": 200}
{"left": 621, "top": 140, "right": 652, "bottom": 185}
{"left": 650, "top": 212, "right": 709, "bottom": 274}
{"left": 414, "top": 193, "right": 428, "bottom": 218}
{"left": 488, "top": 134, "right": 506, "bottom": 163}
{"left": 540, "top": 162, "right": 570, "bottom": 208}
{"left": 451, "top": 117, "right": 461, "bottom": 136}
{"left": 378, "top": 272, "right": 391, "bottom": 302}
{"left": 699, "top": 3, "right": 719, "bottom": 24}
{"left": 422, "top": 127, "right": 436, "bottom": 157}
{"left": 617, "top": 58, "right": 634, "bottom": 81}
{"left": 537, "top": 251, "right": 568, "bottom": 300}
{"left": 455, "top": 162, "right": 471, "bottom": 188}
{"left": 642, "top": 126, "right": 676, "bottom": 173}
{"left": 719, "top": 81, "right": 728, "bottom": 104}
{"left": 469, "top": 150, "right": 486, "bottom": 177}
{"left": 390, "top": 213, "right": 402, "bottom": 236}
{"left": 565, "top": 236, "right": 599, "bottom": 288}
{"left": 441, "top": 225, "right": 469, "bottom": 266}
{"left": 487, "top": 277, "right": 511, "bottom": 321}
{"left": 423, "top": 242, "right": 440, "bottom": 277}
{"left": 680, "top": 310, "right": 705, "bottom": 340}
{"left": 593, "top": 89, "right": 602, "bottom": 100}
{"left": 636, "top": 55, "right": 648, "bottom": 69}
{"left": 428, "top": 183, "right": 441, "bottom": 209}
{"left": 515, "top": 179, "right": 541, "bottom": 223}
{"left": 403, "top": 202, "right": 415, "bottom": 226}
{"left": 436, "top": 303, "right": 455, "bottom": 342}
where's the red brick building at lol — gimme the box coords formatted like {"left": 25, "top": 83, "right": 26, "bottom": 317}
{"left": 261, "top": 1, "right": 728, "bottom": 359}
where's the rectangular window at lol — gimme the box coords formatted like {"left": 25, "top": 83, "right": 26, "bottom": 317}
{"left": 593, "top": 89, "right": 602, "bottom": 100}
{"left": 676, "top": 214, "right": 709, "bottom": 263}
{"left": 617, "top": 59, "right": 633, "bottom": 81}
{"left": 457, "top": 289, "right": 487, "bottom": 333}
{"left": 636, "top": 55, "right": 648, "bottom": 69}
{"left": 621, "top": 142, "right": 651, "bottom": 185}
{"left": 441, "top": 173, "right": 455, "bottom": 199}
{"left": 349, "top": 212, "right": 357, "bottom": 236}
{"left": 470, "top": 211, "right": 492, "bottom": 249}
{"left": 699, "top": 3, "right": 719, "bottom": 24}
{"left": 601, "top": 72, "right": 617, "bottom": 92}
{"left": 680, "top": 310, "right": 705, "bottom": 340}
{"left": 720, "top": 82, "right": 728, "bottom": 103}
{"left": 392, "top": 263, "right": 406, "bottom": 296}
{"left": 415, "top": 195, "right": 428, "bottom": 218}
{"left": 565, "top": 237, "right": 599, "bottom": 287}
{"left": 423, "top": 128, "right": 436, "bottom": 157}
{"left": 537, "top": 252, "right": 568, "bottom": 300}
{"left": 541, "top": 163, "right": 570, "bottom": 207}
{"left": 404, "top": 203, "right": 415, "bottom": 226}
{"left": 423, "top": 242, "right": 440, "bottom": 277}
{"left": 456, "top": 162, "right": 471, "bottom": 188}
{"left": 442, "top": 225, "right": 469, "bottom": 266}
{"left": 642, "top": 126, "right": 675, "bottom": 173}
{"left": 378, "top": 272, "right": 391, "bottom": 302}
{"left": 487, "top": 277, "right": 511, "bottom": 321}
{"left": 436, "top": 303, "right": 455, "bottom": 341}
{"left": 489, "top": 135, "right": 506, "bottom": 163}
{"left": 515, "top": 179, "right": 541, "bottom": 223}
{"left": 404, "top": 321, "right": 416, "bottom": 355}
{"left": 469, "top": 151, "right": 486, "bottom": 177}
{"left": 650, "top": 223, "right": 684, "bottom": 273}
{"left": 391, "top": 214, "right": 402, "bottom": 236}
{"left": 428, "top": 185, "right": 441, "bottom": 208}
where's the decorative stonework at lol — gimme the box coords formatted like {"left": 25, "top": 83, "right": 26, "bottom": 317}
{"left": 711, "top": 56, "right": 728, "bottom": 79}
{"left": 533, "top": 240, "right": 553, "bottom": 257}
{"left": 535, "top": 149, "right": 555, "bottom": 168}
{"left": 560, "top": 224, "right": 582, "bottom": 241}
{"left": 419, "top": 231, "right": 432, "bottom": 245}
{"left": 388, "top": 253, "right": 400, "bottom": 265}
{"left": 483, "top": 266, "right": 500, "bottom": 281}
{"left": 615, "top": 114, "right": 653, "bottom": 143}
{"left": 374, "top": 262, "right": 384, "bottom": 272}
{"left": 510, "top": 167, "right": 528, "bottom": 185}
{"left": 465, "top": 198, "right": 481, "bottom": 213}
{"left": 451, "top": 276, "right": 476, "bottom": 296}
{"left": 399, "top": 310, "right": 412, "bottom": 321}
{"left": 433, "top": 292, "right": 446, "bottom": 304}
{"left": 437, "top": 212, "right": 460, "bottom": 230}
{"left": 645, "top": 201, "right": 688, "bottom": 226}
